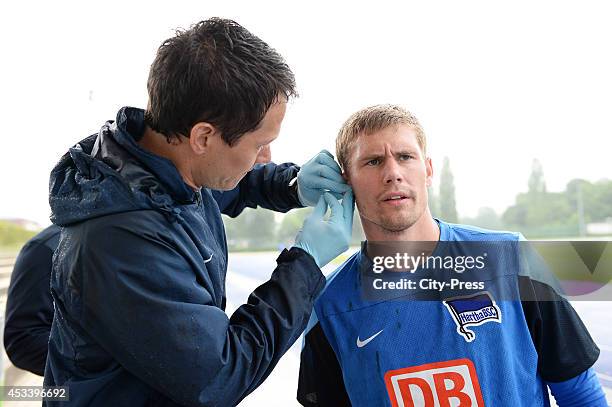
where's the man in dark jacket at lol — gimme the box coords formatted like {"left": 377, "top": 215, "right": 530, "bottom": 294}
{"left": 3, "top": 146, "right": 273, "bottom": 376}
{"left": 43, "top": 18, "right": 354, "bottom": 406}
{"left": 4, "top": 224, "right": 60, "bottom": 375}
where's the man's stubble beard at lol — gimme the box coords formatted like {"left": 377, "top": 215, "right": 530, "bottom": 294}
{"left": 357, "top": 198, "right": 425, "bottom": 236}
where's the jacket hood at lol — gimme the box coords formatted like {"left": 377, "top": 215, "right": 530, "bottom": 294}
{"left": 49, "top": 107, "right": 197, "bottom": 226}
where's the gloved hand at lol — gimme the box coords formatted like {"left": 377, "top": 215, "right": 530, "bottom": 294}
{"left": 293, "top": 190, "right": 354, "bottom": 268}
{"left": 297, "top": 150, "right": 351, "bottom": 206}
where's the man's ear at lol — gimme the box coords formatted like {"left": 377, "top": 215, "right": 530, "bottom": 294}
{"left": 342, "top": 170, "right": 351, "bottom": 186}
{"left": 425, "top": 157, "right": 434, "bottom": 187}
{"left": 189, "top": 122, "right": 218, "bottom": 155}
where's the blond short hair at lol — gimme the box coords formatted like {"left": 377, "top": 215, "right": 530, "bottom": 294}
{"left": 335, "top": 104, "right": 426, "bottom": 172}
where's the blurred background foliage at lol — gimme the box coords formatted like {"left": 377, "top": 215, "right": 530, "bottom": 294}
{"left": 2, "top": 158, "right": 611, "bottom": 252}
{"left": 0, "top": 221, "right": 37, "bottom": 253}
{"left": 222, "top": 157, "right": 611, "bottom": 251}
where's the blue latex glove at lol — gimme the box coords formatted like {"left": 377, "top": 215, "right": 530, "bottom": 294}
{"left": 293, "top": 190, "right": 354, "bottom": 268}
{"left": 297, "top": 150, "right": 351, "bottom": 206}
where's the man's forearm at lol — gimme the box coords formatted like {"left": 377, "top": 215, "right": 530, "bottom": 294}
{"left": 215, "top": 162, "right": 301, "bottom": 217}
{"left": 547, "top": 368, "right": 608, "bottom": 406}
{"left": 4, "top": 328, "right": 49, "bottom": 375}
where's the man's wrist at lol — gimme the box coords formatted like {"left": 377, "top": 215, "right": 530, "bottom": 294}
{"left": 288, "top": 175, "right": 304, "bottom": 207}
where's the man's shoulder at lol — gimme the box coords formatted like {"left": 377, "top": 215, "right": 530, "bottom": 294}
{"left": 32, "top": 224, "right": 61, "bottom": 242}
{"left": 440, "top": 220, "right": 522, "bottom": 242}
{"left": 65, "top": 210, "right": 174, "bottom": 246}
{"left": 314, "top": 250, "right": 361, "bottom": 315}
{"left": 52, "top": 210, "right": 193, "bottom": 296}
{"left": 21, "top": 224, "right": 62, "bottom": 253}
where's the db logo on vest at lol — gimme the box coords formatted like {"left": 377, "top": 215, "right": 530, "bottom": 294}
{"left": 384, "top": 359, "right": 484, "bottom": 407}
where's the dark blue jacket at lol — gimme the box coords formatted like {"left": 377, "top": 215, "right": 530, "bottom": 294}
{"left": 44, "top": 107, "right": 325, "bottom": 406}
{"left": 4, "top": 224, "right": 60, "bottom": 375}
{"left": 2, "top": 188, "right": 286, "bottom": 377}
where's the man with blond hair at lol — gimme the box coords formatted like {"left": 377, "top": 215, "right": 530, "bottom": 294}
{"left": 297, "top": 105, "right": 607, "bottom": 406}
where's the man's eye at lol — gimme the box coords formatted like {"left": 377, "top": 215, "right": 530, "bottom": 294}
{"left": 366, "top": 159, "right": 380, "bottom": 166}
{"left": 399, "top": 154, "right": 413, "bottom": 161}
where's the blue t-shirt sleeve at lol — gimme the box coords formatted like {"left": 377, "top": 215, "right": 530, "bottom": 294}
{"left": 547, "top": 368, "right": 609, "bottom": 406}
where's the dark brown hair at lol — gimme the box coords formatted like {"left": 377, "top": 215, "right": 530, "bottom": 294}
{"left": 145, "top": 18, "right": 297, "bottom": 146}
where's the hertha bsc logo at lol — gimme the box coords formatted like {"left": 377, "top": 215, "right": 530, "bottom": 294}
{"left": 443, "top": 291, "right": 501, "bottom": 342}
{"left": 385, "top": 358, "right": 484, "bottom": 407}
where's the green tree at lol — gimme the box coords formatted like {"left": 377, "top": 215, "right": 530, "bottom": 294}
{"left": 502, "top": 160, "right": 578, "bottom": 237}
{"left": 223, "top": 208, "right": 277, "bottom": 250}
{"left": 590, "top": 179, "right": 612, "bottom": 221}
{"left": 276, "top": 208, "right": 312, "bottom": 247}
{"left": 528, "top": 159, "right": 546, "bottom": 195}
{"left": 462, "top": 207, "right": 502, "bottom": 230}
{"left": 439, "top": 157, "right": 458, "bottom": 223}
{"left": 0, "top": 221, "right": 37, "bottom": 250}
{"left": 567, "top": 178, "right": 612, "bottom": 223}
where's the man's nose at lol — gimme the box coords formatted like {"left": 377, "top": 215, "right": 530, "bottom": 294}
{"left": 382, "top": 159, "right": 403, "bottom": 184}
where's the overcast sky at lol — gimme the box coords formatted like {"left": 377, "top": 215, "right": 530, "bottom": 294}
{"left": 1, "top": 0, "right": 610, "bottom": 227}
